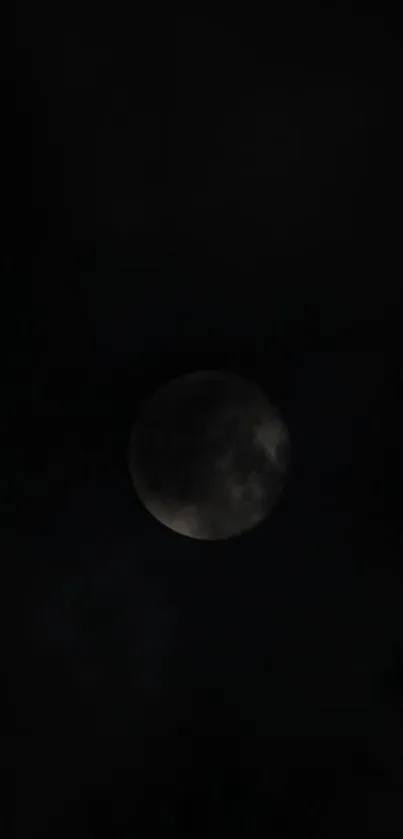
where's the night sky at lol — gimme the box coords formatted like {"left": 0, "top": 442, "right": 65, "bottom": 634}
{"left": 3, "top": 9, "right": 402, "bottom": 837}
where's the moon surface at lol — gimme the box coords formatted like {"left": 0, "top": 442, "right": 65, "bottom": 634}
{"left": 128, "top": 370, "right": 290, "bottom": 540}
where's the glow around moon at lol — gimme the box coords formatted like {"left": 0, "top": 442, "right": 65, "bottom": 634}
{"left": 128, "top": 370, "right": 290, "bottom": 541}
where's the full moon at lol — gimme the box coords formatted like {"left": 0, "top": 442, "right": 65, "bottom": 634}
{"left": 128, "top": 370, "right": 290, "bottom": 540}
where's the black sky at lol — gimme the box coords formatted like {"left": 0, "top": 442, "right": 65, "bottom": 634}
{"left": 3, "top": 9, "right": 403, "bottom": 837}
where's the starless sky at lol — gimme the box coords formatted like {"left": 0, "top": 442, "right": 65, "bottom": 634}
{"left": 3, "top": 8, "right": 403, "bottom": 837}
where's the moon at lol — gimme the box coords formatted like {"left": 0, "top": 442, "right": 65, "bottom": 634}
{"left": 128, "top": 370, "right": 290, "bottom": 540}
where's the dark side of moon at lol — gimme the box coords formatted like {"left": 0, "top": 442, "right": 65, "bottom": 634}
{"left": 128, "top": 371, "right": 291, "bottom": 541}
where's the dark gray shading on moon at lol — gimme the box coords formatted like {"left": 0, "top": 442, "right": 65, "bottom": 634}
{"left": 128, "top": 370, "right": 290, "bottom": 540}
